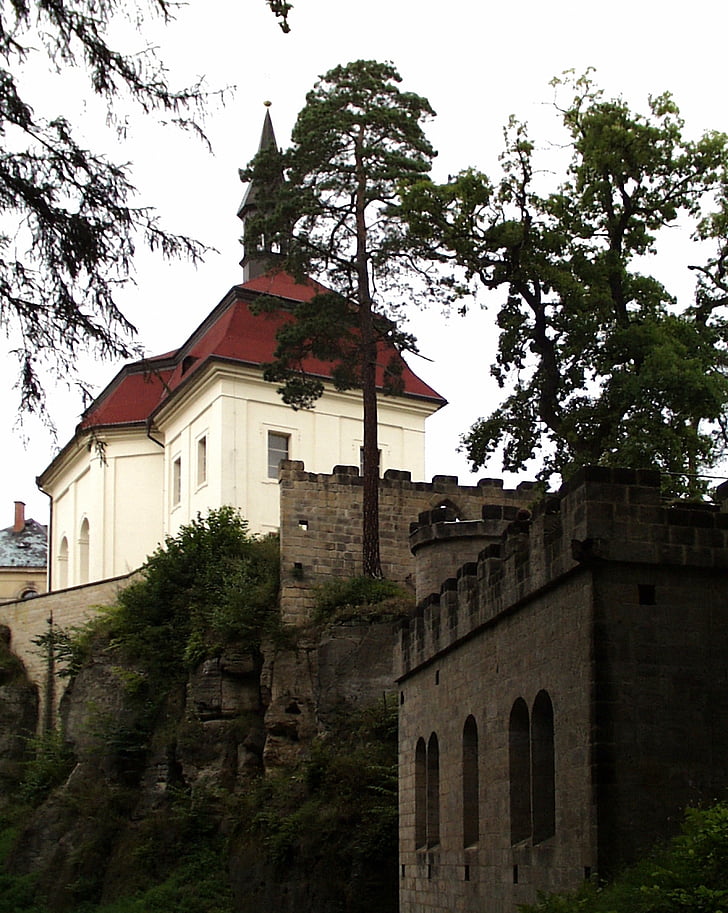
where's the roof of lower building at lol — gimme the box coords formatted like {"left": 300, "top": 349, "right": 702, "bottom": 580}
{"left": 0, "top": 518, "right": 48, "bottom": 568}
{"left": 76, "top": 270, "right": 446, "bottom": 432}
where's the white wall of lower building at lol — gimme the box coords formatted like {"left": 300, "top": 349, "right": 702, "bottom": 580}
{"left": 42, "top": 431, "right": 165, "bottom": 590}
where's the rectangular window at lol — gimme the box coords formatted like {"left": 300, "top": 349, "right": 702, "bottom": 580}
{"left": 359, "top": 446, "right": 381, "bottom": 476}
{"left": 197, "top": 435, "right": 207, "bottom": 486}
{"left": 172, "top": 456, "right": 181, "bottom": 506}
{"left": 268, "top": 432, "right": 289, "bottom": 479}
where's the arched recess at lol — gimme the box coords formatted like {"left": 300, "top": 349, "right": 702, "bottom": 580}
{"left": 531, "top": 690, "right": 555, "bottom": 843}
{"left": 415, "top": 738, "right": 427, "bottom": 849}
{"left": 433, "top": 498, "right": 463, "bottom": 520}
{"left": 462, "top": 715, "right": 479, "bottom": 847}
{"left": 427, "top": 732, "right": 440, "bottom": 846}
{"left": 509, "top": 697, "right": 531, "bottom": 844}
{"left": 78, "top": 518, "right": 90, "bottom": 584}
{"left": 58, "top": 536, "right": 69, "bottom": 589}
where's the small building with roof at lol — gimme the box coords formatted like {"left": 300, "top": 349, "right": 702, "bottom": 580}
{"left": 0, "top": 501, "right": 47, "bottom": 603}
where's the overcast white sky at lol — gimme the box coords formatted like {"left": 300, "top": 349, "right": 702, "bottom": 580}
{"left": 2, "top": 0, "right": 727, "bottom": 524}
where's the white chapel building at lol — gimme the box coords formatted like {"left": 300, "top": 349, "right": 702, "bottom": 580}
{"left": 37, "top": 113, "right": 446, "bottom": 590}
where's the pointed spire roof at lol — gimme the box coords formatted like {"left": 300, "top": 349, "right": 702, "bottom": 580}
{"left": 238, "top": 105, "right": 285, "bottom": 282}
{"left": 237, "top": 106, "right": 278, "bottom": 220}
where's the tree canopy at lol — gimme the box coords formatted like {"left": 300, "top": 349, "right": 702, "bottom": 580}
{"left": 402, "top": 72, "right": 728, "bottom": 493}
{"left": 0, "top": 0, "right": 288, "bottom": 421}
{"left": 242, "top": 59, "right": 439, "bottom": 575}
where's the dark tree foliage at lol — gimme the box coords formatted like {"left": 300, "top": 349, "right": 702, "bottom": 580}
{"left": 0, "top": 0, "right": 290, "bottom": 418}
{"left": 242, "top": 60, "right": 441, "bottom": 576}
{"left": 266, "top": 0, "right": 293, "bottom": 32}
{"left": 402, "top": 72, "right": 728, "bottom": 494}
{"left": 112, "top": 507, "right": 280, "bottom": 676}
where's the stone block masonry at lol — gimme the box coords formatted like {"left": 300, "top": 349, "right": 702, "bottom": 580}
{"left": 267, "top": 462, "right": 534, "bottom": 766}
{"left": 397, "top": 466, "right": 728, "bottom": 913}
{"left": 277, "top": 461, "right": 534, "bottom": 625}
{"left": 0, "top": 573, "right": 137, "bottom": 729}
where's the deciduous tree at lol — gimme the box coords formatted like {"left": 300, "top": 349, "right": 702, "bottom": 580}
{"left": 242, "top": 60, "right": 439, "bottom": 576}
{"left": 402, "top": 72, "right": 728, "bottom": 494}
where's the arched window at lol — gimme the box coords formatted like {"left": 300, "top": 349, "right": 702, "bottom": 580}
{"left": 58, "top": 537, "right": 69, "bottom": 589}
{"left": 427, "top": 732, "right": 440, "bottom": 846}
{"left": 415, "top": 738, "right": 427, "bottom": 848}
{"left": 509, "top": 698, "right": 531, "bottom": 844}
{"left": 78, "top": 518, "right": 90, "bottom": 584}
{"left": 532, "top": 690, "right": 555, "bottom": 843}
{"left": 462, "top": 715, "right": 479, "bottom": 847}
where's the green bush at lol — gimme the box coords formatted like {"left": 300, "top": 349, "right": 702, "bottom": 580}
{"left": 245, "top": 695, "right": 399, "bottom": 874}
{"left": 32, "top": 617, "right": 106, "bottom": 680}
{"left": 107, "top": 507, "right": 280, "bottom": 678}
{"left": 523, "top": 801, "right": 728, "bottom": 913}
{"left": 19, "top": 728, "right": 75, "bottom": 805}
{"left": 313, "top": 575, "right": 411, "bottom": 623}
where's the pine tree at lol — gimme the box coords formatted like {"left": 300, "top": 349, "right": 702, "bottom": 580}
{"left": 242, "top": 60, "right": 440, "bottom": 576}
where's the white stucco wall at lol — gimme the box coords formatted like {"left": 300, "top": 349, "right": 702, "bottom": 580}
{"left": 41, "top": 431, "right": 165, "bottom": 589}
{"left": 155, "top": 364, "right": 434, "bottom": 539}
{"left": 41, "top": 362, "right": 439, "bottom": 587}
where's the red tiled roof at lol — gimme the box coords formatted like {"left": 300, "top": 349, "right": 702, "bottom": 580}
{"left": 79, "top": 273, "right": 445, "bottom": 431}
{"left": 80, "top": 366, "right": 175, "bottom": 428}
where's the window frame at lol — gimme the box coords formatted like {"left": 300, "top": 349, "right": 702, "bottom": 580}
{"left": 267, "top": 431, "right": 290, "bottom": 480}
{"left": 171, "top": 455, "right": 182, "bottom": 507}
{"left": 196, "top": 434, "right": 208, "bottom": 488}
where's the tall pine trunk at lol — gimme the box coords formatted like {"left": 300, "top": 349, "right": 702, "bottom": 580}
{"left": 355, "top": 128, "right": 382, "bottom": 578}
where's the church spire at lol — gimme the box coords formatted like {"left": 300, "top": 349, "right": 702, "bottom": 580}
{"left": 238, "top": 105, "right": 283, "bottom": 282}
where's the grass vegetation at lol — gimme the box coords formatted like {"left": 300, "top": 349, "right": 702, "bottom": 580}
{"left": 312, "top": 574, "right": 413, "bottom": 624}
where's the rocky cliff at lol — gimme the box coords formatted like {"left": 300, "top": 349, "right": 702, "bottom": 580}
{"left": 0, "top": 613, "right": 400, "bottom": 913}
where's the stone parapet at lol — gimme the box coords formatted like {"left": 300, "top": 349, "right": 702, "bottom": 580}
{"left": 0, "top": 573, "right": 137, "bottom": 728}
{"left": 398, "top": 466, "right": 728, "bottom": 679}
{"left": 278, "top": 461, "right": 533, "bottom": 625}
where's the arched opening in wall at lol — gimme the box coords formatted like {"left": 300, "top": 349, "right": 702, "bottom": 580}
{"left": 415, "top": 738, "right": 427, "bottom": 849}
{"left": 462, "top": 714, "right": 479, "bottom": 847}
{"left": 509, "top": 697, "right": 531, "bottom": 844}
{"left": 427, "top": 732, "right": 440, "bottom": 847}
{"left": 433, "top": 498, "right": 462, "bottom": 520}
{"left": 532, "top": 690, "right": 555, "bottom": 843}
{"left": 58, "top": 537, "right": 69, "bottom": 589}
{"left": 78, "top": 519, "right": 90, "bottom": 585}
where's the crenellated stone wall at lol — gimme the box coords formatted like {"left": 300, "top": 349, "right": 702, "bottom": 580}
{"left": 397, "top": 466, "right": 728, "bottom": 913}
{"left": 278, "top": 461, "right": 534, "bottom": 625}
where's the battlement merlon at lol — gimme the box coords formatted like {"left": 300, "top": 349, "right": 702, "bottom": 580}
{"left": 277, "top": 460, "right": 535, "bottom": 499}
{"left": 276, "top": 460, "right": 535, "bottom": 625}
{"left": 398, "top": 466, "right": 728, "bottom": 679}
